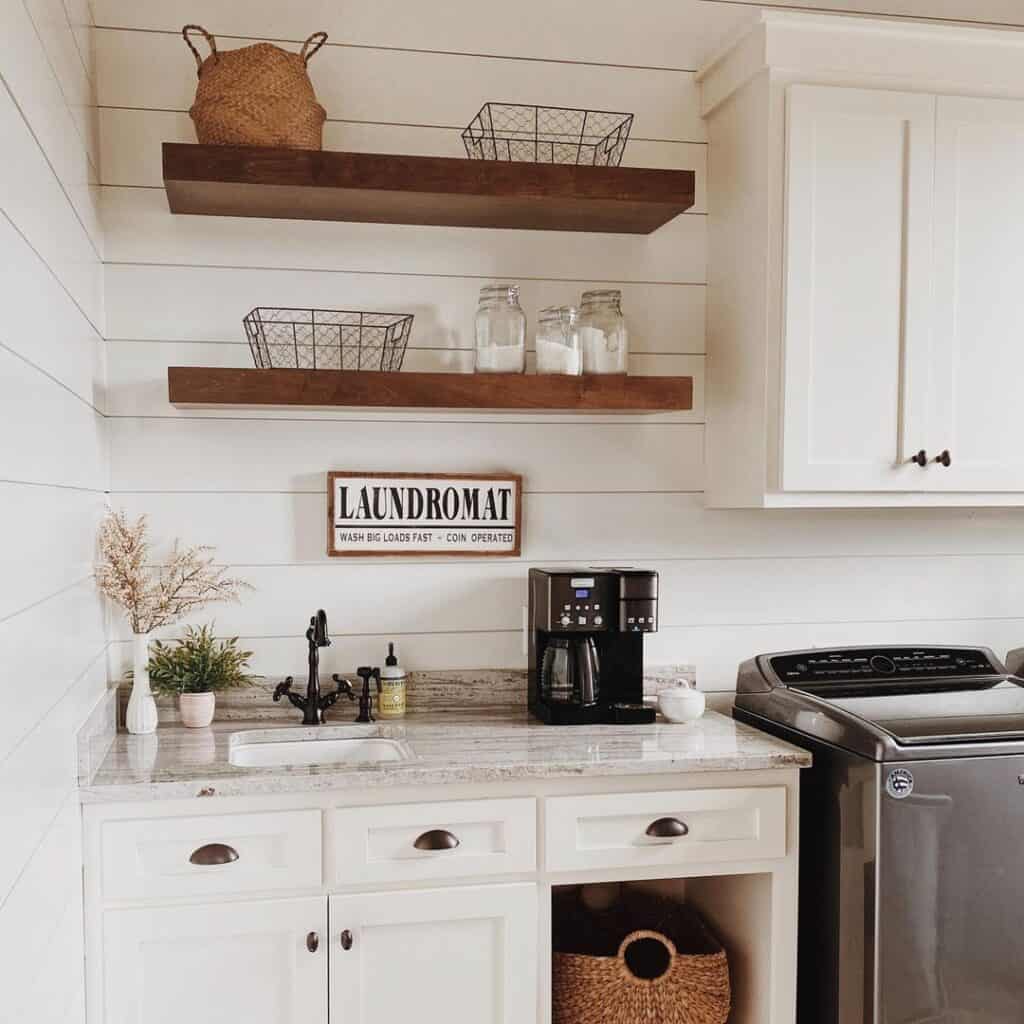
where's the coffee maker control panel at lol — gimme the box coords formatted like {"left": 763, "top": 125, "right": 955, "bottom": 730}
{"left": 547, "top": 575, "right": 613, "bottom": 631}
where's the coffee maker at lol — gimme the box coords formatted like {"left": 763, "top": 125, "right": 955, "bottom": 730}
{"left": 528, "top": 567, "right": 658, "bottom": 724}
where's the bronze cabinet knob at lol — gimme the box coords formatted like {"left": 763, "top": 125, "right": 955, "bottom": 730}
{"left": 189, "top": 842, "right": 239, "bottom": 865}
{"left": 413, "top": 828, "right": 460, "bottom": 852}
{"left": 340, "top": 929, "right": 354, "bottom": 951}
{"left": 645, "top": 817, "right": 689, "bottom": 840}
{"left": 306, "top": 932, "right": 319, "bottom": 953}
{"left": 910, "top": 449, "right": 929, "bottom": 467}
{"left": 934, "top": 449, "right": 951, "bottom": 467}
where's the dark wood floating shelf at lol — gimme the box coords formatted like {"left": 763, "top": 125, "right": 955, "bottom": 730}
{"left": 162, "top": 143, "right": 695, "bottom": 233}
{"left": 167, "top": 367, "right": 693, "bottom": 412}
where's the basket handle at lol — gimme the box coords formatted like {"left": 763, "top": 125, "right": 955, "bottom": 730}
{"left": 300, "top": 31, "right": 328, "bottom": 63}
{"left": 617, "top": 930, "right": 678, "bottom": 984}
{"left": 182, "top": 25, "right": 218, "bottom": 74}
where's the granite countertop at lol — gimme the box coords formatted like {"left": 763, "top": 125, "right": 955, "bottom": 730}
{"left": 78, "top": 710, "right": 811, "bottom": 803}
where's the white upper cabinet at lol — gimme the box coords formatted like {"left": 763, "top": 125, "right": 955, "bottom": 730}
{"left": 699, "top": 12, "right": 1024, "bottom": 507}
{"left": 931, "top": 95, "right": 1024, "bottom": 491}
{"left": 782, "top": 85, "right": 936, "bottom": 492}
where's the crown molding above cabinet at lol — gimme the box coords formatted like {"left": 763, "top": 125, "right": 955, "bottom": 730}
{"left": 699, "top": 12, "right": 1024, "bottom": 508}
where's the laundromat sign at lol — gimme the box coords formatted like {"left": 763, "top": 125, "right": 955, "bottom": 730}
{"left": 328, "top": 471, "right": 522, "bottom": 557}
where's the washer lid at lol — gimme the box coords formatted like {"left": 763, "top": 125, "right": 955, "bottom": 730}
{"left": 735, "top": 645, "right": 1024, "bottom": 759}
{"left": 823, "top": 680, "right": 1024, "bottom": 745}
{"left": 774, "top": 646, "right": 1024, "bottom": 745}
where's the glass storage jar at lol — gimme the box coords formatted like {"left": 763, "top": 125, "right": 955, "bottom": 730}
{"left": 579, "top": 289, "right": 628, "bottom": 374}
{"left": 475, "top": 284, "right": 526, "bottom": 373}
{"left": 535, "top": 305, "right": 581, "bottom": 375}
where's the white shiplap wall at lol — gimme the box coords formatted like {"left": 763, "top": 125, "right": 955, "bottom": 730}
{"left": 95, "top": 0, "right": 1024, "bottom": 701}
{"left": 0, "top": 1, "right": 106, "bottom": 1021}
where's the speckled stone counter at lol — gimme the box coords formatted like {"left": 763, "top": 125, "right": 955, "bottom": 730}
{"left": 79, "top": 710, "right": 811, "bottom": 803}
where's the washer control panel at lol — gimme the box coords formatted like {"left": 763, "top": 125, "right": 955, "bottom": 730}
{"left": 769, "top": 647, "right": 1000, "bottom": 685}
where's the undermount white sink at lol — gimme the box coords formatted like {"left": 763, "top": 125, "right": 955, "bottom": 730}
{"left": 228, "top": 727, "right": 414, "bottom": 768}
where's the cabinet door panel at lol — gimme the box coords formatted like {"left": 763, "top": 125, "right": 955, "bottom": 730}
{"left": 329, "top": 884, "right": 537, "bottom": 1024}
{"left": 932, "top": 95, "right": 1024, "bottom": 491}
{"left": 103, "top": 897, "right": 327, "bottom": 1024}
{"left": 782, "top": 85, "right": 936, "bottom": 491}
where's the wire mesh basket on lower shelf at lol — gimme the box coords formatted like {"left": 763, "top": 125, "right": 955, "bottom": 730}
{"left": 462, "top": 103, "right": 633, "bottom": 166}
{"left": 244, "top": 308, "right": 413, "bottom": 371}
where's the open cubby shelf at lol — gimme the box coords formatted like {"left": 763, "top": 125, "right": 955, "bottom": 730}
{"left": 166, "top": 367, "right": 694, "bottom": 413}
{"left": 162, "top": 143, "right": 696, "bottom": 233}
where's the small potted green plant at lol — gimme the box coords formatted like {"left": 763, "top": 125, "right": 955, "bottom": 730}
{"left": 147, "top": 624, "right": 256, "bottom": 727}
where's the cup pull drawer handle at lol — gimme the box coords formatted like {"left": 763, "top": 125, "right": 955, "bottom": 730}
{"left": 645, "top": 817, "right": 689, "bottom": 840}
{"left": 413, "top": 828, "right": 460, "bottom": 852}
{"left": 189, "top": 842, "right": 239, "bottom": 865}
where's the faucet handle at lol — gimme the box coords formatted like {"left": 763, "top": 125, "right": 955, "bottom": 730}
{"left": 273, "top": 676, "right": 295, "bottom": 701}
{"left": 329, "top": 675, "right": 356, "bottom": 701}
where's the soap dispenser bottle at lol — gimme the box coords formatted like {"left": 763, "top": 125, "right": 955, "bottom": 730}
{"left": 377, "top": 642, "right": 407, "bottom": 719}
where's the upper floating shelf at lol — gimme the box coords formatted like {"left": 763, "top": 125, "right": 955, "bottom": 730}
{"left": 162, "top": 143, "right": 696, "bottom": 234}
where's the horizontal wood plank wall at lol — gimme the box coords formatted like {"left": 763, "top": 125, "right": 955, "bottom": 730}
{"left": 0, "top": 2, "right": 106, "bottom": 1021}
{"left": 98, "top": 0, "right": 1024, "bottom": 703}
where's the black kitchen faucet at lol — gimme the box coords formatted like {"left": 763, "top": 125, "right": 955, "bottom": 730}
{"left": 272, "top": 609, "right": 354, "bottom": 725}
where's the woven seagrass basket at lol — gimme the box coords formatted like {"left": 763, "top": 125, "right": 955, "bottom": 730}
{"left": 182, "top": 25, "right": 328, "bottom": 149}
{"left": 552, "top": 888, "right": 730, "bottom": 1024}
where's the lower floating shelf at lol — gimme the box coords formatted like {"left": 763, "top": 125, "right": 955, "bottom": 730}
{"left": 167, "top": 367, "right": 693, "bottom": 412}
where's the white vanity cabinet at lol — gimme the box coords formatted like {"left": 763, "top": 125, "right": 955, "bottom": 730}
{"left": 84, "top": 773, "right": 800, "bottom": 1024}
{"left": 699, "top": 13, "right": 1024, "bottom": 507}
{"left": 102, "top": 897, "right": 328, "bottom": 1024}
{"left": 329, "top": 885, "right": 537, "bottom": 1024}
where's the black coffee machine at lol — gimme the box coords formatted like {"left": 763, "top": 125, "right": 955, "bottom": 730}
{"left": 528, "top": 567, "right": 658, "bottom": 724}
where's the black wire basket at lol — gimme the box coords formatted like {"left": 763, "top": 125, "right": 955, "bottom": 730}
{"left": 462, "top": 103, "right": 633, "bottom": 167}
{"left": 244, "top": 308, "right": 413, "bottom": 371}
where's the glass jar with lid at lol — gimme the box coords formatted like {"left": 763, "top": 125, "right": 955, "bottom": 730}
{"left": 475, "top": 283, "right": 526, "bottom": 373}
{"left": 535, "top": 305, "right": 581, "bottom": 375}
{"left": 578, "top": 289, "right": 628, "bottom": 374}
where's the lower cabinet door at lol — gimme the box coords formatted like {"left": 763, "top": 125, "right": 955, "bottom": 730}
{"left": 103, "top": 896, "right": 327, "bottom": 1024}
{"left": 329, "top": 883, "right": 538, "bottom": 1024}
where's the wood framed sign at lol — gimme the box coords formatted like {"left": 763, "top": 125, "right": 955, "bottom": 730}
{"left": 328, "top": 471, "right": 522, "bottom": 557}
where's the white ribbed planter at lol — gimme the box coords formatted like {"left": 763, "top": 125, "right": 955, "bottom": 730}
{"left": 180, "top": 691, "right": 216, "bottom": 728}
{"left": 126, "top": 632, "right": 158, "bottom": 735}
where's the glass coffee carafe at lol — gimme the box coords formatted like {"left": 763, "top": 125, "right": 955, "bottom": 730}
{"left": 541, "top": 637, "right": 600, "bottom": 706}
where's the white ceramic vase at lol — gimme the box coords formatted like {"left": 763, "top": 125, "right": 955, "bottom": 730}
{"left": 180, "top": 691, "right": 216, "bottom": 728}
{"left": 126, "top": 632, "right": 158, "bottom": 735}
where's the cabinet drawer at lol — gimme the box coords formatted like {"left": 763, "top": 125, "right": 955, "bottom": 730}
{"left": 101, "top": 809, "right": 322, "bottom": 901}
{"left": 330, "top": 798, "right": 536, "bottom": 885}
{"left": 544, "top": 787, "right": 786, "bottom": 873}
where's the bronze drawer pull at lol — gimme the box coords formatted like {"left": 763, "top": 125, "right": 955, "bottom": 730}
{"left": 189, "top": 842, "right": 239, "bottom": 865}
{"left": 934, "top": 449, "right": 951, "bottom": 467}
{"left": 645, "top": 817, "right": 689, "bottom": 840}
{"left": 413, "top": 828, "right": 460, "bottom": 852}
{"left": 910, "top": 449, "right": 928, "bottom": 467}
{"left": 340, "top": 929, "right": 354, "bottom": 951}
{"left": 306, "top": 932, "right": 319, "bottom": 953}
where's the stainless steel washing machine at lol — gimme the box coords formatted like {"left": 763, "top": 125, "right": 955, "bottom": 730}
{"left": 735, "top": 645, "right": 1024, "bottom": 1024}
